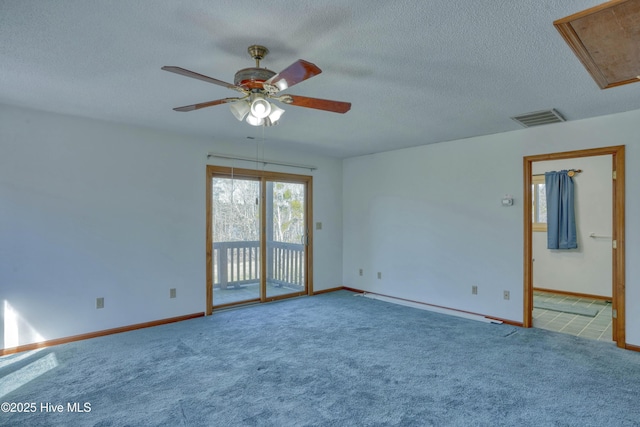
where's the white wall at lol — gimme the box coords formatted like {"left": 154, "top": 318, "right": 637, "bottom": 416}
{"left": 532, "top": 156, "right": 612, "bottom": 297}
{"left": 343, "top": 134, "right": 523, "bottom": 322}
{"left": 343, "top": 108, "right": 640, "bottom": 347}
{"left": 0, "top": 103, "right": 343, "bottom": 350}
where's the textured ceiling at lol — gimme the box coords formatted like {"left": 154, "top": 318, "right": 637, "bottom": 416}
{"left": 1, "top": 0, "right": 639, "bottom": 158}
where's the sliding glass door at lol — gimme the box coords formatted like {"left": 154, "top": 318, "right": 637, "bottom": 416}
{"left": 211, "top": 176, "right": 261, "bottom": 306}
{"left": 206, "top": 167, "right": 312, "bottom": 312}
{"left": 266, "top": 181, "right": 306, "bottom": 299}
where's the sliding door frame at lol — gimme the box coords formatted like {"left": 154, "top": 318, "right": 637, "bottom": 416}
{"left": 523, "top": 145, "right": 625, "bottom": 348}
{"left": 206, "top": 165, "right": 313, "bottom": 315}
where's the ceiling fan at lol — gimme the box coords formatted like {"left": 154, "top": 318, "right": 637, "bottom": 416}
{"left": 161, "top": 45, "right": 351, "bottom": 126}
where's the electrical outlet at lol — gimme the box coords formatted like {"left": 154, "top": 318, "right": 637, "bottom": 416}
{"left": 472, "top": 285, "right": 478, "bottom": 295}
{"left": 96, "top": 297, "right": 104, "bottom": 309}
{"left": 170, "top": 288, "right": 176, "bottom": 299}
{"left": 359, "top": 268, "right": 363, "bottom": 276}
{"left": 503, "top": 290, "right": 510, "bottom": 300}
{"left": 377, "top": 272, "right": 382, "bottom": 279}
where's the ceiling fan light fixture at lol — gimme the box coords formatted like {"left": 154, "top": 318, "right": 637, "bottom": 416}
{"left": 229, "top": 100, "right": 250, "bottom": 121}
{"left": 268, "top": 103, "right": 285, "bottom": 123}
{"left": 245, "top": 114, "right": 264, "bottom": 126}
{"left": 250, "top": 95, "right": 272, "bottom": 119}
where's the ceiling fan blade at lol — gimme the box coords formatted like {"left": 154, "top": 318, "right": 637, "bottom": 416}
{"left": 162, "top": 66, "right": 246, "bottom": 93}
{"left": 172, "top": 97, "right": 244, "bottom": 112}
{"left": 281, "top": 95, "right": 351, "bottom": 113}
{"left": 264, "top": 60, "right": 322, "bottom": 92}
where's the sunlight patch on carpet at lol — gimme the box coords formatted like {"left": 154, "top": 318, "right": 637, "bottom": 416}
{"left": 0, "top": 351, "right": 58, "bottom": 398}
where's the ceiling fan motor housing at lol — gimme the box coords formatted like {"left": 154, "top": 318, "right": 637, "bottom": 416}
{"left": 234, "top": 67, "right": 276, "bottom": 90}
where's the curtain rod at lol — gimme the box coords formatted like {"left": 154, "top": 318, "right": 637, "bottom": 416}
{"left": 533, "top": 169, "right": 582, "bottom": 177}
{"left": 207, "top": 153, "right": 317, "bottom": 171}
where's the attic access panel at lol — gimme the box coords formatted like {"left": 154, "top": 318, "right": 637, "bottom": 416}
{"left": 554, "top": 0, "right": 640, "bottom": 89}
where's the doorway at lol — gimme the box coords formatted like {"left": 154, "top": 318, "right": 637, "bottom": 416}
{"left": 523, "top": 145, "right": 625, "bottom": 348}
{"left": 206, "top": 166, "right": 313, "bottom": 314}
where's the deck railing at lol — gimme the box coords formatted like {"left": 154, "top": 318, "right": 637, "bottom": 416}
{"left": 213, "top": 241, "right": 305, "bottom": 289}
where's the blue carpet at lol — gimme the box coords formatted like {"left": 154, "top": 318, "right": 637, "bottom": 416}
{"left": 1, "top": 290, "right": 640, "bottom": 426}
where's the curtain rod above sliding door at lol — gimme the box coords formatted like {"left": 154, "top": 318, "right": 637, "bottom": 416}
{"left": 207, "top": 153, "right": 317, "bottom": 171}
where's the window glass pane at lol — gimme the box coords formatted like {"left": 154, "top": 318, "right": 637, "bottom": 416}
{"left": 266, "top": 181, "right": 306, "bottom": 299}
{"left": 532, "top": 184, "right": 536, "bottom": 219}
{"left": 212, "top": 177, "right": 261, "bottom": 306}
{"left": 537, "top": 184, "right": 547, "bottom": 223}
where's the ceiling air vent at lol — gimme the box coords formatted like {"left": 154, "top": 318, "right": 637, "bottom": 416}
{"left": 511, "top": 109, "right": 565, "bottom": 128}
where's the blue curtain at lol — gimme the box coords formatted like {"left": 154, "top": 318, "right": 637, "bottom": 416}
{"left": 545, "top": 170, "right": 577, "bottom": 249}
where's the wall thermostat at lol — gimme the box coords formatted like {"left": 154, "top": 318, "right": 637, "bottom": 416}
{"left": 501, "top": 195, "right": 514, "bottom": 206}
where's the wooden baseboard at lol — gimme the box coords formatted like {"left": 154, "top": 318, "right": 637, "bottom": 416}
{"left": 533, "top": 287, "right": 611, "bottom": 301}
{"left": 341, "top": 286, "right": 365, "bottom": 294}
{"left": 2, "top": 295, "right": 629, "bottom": 354}
{"left": 626, "top": 343, "right": 640, "bottom": 353}
{"left": 0, "top": 312, "right": 204, "bottom": 356}
{"left": 342, "top": 287, "right": 523, "bottom": 326}
{"left": 313, "top": 286, "right": 344, "bottom": 295}
{"left": 484, "top": 316, "right": 524, "bottom": 327}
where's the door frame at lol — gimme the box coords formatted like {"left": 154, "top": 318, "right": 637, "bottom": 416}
{"left": 206, "top": 165, "right": 313, "bottom": 315}
{"left": 523, "top": 145, "right": 625, "bottom": 347}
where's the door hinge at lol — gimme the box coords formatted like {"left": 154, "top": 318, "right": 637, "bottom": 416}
{"left": 613, "top": 240, "right": 617, "bottom": 249}
{"left": 613, "top": 170, "right": 617, "bottom": 180}
{"left": 612, "top": 308, "right": 617, "bottom": 319}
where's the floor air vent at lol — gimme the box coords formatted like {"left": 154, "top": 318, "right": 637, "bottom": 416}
{"left": 511, "top": 109, "right": 565, "bottom": 128}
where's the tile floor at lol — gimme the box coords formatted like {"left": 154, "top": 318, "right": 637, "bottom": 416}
{"left": 533, "top": 291, "right": 613, "bottom": 343}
